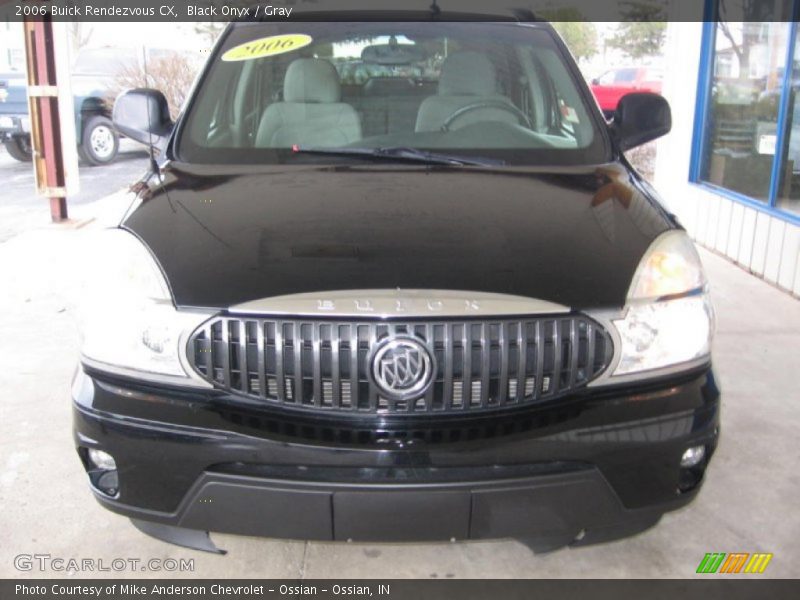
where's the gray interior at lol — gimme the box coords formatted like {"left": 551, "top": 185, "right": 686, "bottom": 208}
{"left": 256, "top": 58, "right": 363, "bottom": 147}
{"left": 252, "top": 51, "right": 551, "bottom": 148}
{"left": 414, "top": 51, "right": 520, "bottom": 132}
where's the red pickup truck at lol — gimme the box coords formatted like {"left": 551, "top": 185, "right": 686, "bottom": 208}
{"left": 591, "top": 67, "right": 663, "bottom": 118}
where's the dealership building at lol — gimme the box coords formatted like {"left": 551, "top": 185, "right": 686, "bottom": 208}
{"left": 655, "top": 1, "right": 800, "bottom": 296}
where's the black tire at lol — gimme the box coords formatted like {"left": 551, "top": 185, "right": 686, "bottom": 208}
{"left": 3, "top": 135, "right": 33, "bottom": 162}
{"left": 78, "top": 115, "right": 119, "bottom": 166}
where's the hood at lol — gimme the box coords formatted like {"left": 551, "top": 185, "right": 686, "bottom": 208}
{"left": 123, "top": 163, "right": 673, "bottom": 310}
{"left": 0, "top": 72, "right": 28, "bottom": 114}
{"left": 69, "top": 75, "right": 115, "bottom": 101}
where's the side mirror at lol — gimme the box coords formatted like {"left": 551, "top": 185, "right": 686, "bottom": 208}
{"left": 611, "top": 92, "right": 671, "bottom": 151}
{"left": 112, "top": 88, "right": 173, "bottom": 147}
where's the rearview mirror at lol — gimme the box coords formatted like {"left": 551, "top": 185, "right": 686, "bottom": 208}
{"left": 112, "top": 88, "right": 173, "bottom": 147}
{"left": 611, "top": 92, "right": 671, "bottom": 151}
{"left": 361, "top": 43, "right": 426, "bottom": 65}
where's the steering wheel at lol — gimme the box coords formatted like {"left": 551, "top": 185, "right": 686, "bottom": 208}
{"left": 441, "top": 101, "right": 533, "bottom": 132}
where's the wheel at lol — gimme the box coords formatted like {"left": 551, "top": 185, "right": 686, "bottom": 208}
{"left": 78, "top": 115, "right": 119, "bottom": 166}
{"left": 3, "top": 135, "right": 33, "bottom": 162}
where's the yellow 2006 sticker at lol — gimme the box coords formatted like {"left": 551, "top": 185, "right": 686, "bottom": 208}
{"left": 221, "top": 34, "right": 314, "bottom": 62}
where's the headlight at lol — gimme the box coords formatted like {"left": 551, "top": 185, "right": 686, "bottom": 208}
{"left": 612, "top": 230, "right": 714, "bottom": 376}
{"left": 79, "top": 228, "right": 211, "bottom": 387}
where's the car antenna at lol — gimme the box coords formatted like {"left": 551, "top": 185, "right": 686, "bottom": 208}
{"left": 141, "top": 46, "right": 159, "bottom": 176}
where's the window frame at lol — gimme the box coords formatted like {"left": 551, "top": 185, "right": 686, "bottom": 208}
{"left": 690, "top": 0, "right": 800, "bottom": 226}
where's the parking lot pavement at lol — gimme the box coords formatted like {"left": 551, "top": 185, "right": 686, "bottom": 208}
{"left": 0, "top": 187, "right": 798, "bottom": 578}
{"left": 0, "top": 141, "right": 149, "bottom": 243}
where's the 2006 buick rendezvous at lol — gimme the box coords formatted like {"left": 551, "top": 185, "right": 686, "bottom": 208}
{"left": 73, "top": 14, "right": 718, "bottom": 553}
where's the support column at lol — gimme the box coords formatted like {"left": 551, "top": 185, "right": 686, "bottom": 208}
{"left": 23, "top": 16, "right": 68, "bottom": 222}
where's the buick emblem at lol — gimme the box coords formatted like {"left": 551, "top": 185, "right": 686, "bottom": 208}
{"left": 371, "top": 336, "right": 434, "bottom": 400}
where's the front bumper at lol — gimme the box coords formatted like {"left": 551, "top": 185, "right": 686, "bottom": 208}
{"left": 0, "top": 114, "right": 30, "bottom": 137}
{"left": 72, "top": 364, "right": 720, "bottom": 551}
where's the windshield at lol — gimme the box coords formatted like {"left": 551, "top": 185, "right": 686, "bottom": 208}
{"left": 179, "top": 22, "right": 608, "bottom": 165}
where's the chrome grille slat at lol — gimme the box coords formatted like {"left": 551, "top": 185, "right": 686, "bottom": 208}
{"left": 349, "top": 324, "right": 358, "bottom": 411}
{"left": 569, "top": 319, "right": 579, "bottom": 388}
{"left": 331, "top": 325, "right": 341, "bottom": 408}
{"left": 221, "top": 318, "right": 231, "bottom": 388}
{"left": 367, "top": 325, "right": 379, "bottom": 412}
{"left": 188, "top": 315, "right": 612, "bottom": 416}
{"left": 423, "top": 322, "right": 435, "bottom": 412}
{"left": 443, "top": 323, "right": 453, "bottom": 411}
{"left": 293, "top": 322, "right": 303, "bottom": 404}
{"left": 498, "top": 322, "right": 509, "bottom": 406}
{"left": 480, "top": 322, "right": 490, "bottom": 408}
{"left": 237, "top": 320, "right": 247, "bottom": 394}
{"left": 534, "top": 320, "right": 544, "bottom": 397}
{"left": 256, "top": 321, "right": 266, "bottom": 399}
{"left": 516, "top": 322, "right": 526, "bottom": 403}
{"left": 462, "top": 323, "right": 472, "bottom": 409}
{"left": 312, "top": 324, "right": 322, "bottom": 407}
{"left": 203, "top": 322, "right": 213, "bottom": 380}
{"left": 551, "top": 319, "right": 562, "bottom": 396}
{"left": 274, "top": 321, "right": 285, "bottom": 402}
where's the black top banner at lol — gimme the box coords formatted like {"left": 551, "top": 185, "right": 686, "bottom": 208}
{"left": 0, "top": 0, "right": 796, "bottom": 23}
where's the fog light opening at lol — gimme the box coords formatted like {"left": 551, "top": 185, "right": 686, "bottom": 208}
{"left": 88, "top": 448, "right": 117, "bottom": 471}
{"left": 680, "top": 445, "right": 706, "bottom": 468}
{"left": 81, "top": 447, "right": 119, "bottom": 497}
{"left": 96, "top": 470, "right": 119, "bottom": 497}
{"left": 677, "top": 445, "right": 708, "bottom": 495}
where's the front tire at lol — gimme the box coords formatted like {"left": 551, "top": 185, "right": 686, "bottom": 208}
{"left": 3, "top": 135, "right": 33, "bottom": 162}
{"left": 78, "top": 115, "right": 119, "bottom": 166}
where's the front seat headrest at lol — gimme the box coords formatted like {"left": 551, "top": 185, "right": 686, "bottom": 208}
{"left": 284, "top": 58, "right": 342, "bottom": 103}
{"left": 438, "top": 51, "right": 497, "bottom": 96}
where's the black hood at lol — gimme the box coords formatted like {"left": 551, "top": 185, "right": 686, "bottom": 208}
{"left": 123, "top": 163, "right": 673, "bottom": 310}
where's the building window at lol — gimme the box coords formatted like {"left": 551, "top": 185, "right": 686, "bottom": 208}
{"left": 693, "top": 0, "right": 800, "bottom": 220}
{"left": 776, "top": 26, "right": 800, "bottom": 215}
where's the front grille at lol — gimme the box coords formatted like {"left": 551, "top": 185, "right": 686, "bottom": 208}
{"left": 187, "top": 315, "right": 612, "bottom": 416}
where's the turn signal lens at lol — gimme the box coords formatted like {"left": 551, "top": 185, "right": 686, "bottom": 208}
{"left": 627, "top": 231, "right": 706, "bottom": 301}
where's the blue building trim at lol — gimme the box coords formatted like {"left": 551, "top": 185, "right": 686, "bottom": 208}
{"left": 689, "top": 4, "right": 717, "bottom": 183}
{"left": 767, "top": 20, "right": 798, "bottom": 205}
{"left": 689, "top": 0, "right": 800, "bottom": 225}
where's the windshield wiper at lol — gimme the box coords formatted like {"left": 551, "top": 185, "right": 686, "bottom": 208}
{"left": 291, "top": 145, "right": 505, "bottom": 167}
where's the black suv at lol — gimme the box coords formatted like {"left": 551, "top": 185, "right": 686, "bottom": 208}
{"left": 73, "top": 16, "right": 718, "bottom": 554}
